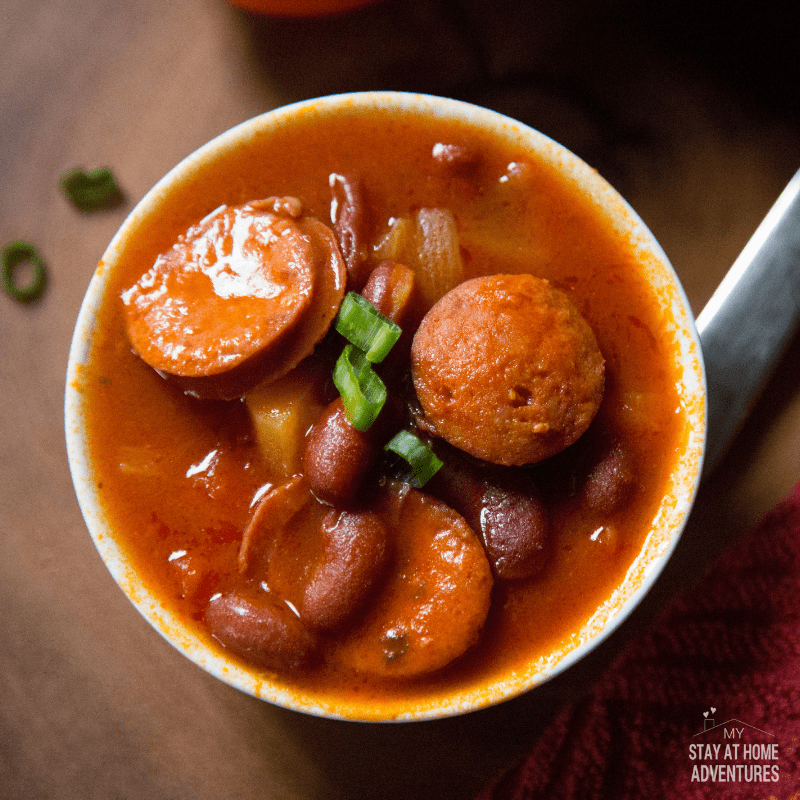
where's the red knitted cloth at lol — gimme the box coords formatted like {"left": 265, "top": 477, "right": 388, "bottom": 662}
{"left": 477, "top": 482, "right": 800, "bottom": 799}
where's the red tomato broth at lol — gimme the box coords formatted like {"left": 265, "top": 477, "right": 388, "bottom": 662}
{"left": 80, "top": 103, "right": 689, "bottom": 713}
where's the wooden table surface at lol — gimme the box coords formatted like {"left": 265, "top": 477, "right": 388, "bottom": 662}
{"left": 2, "top": 1, "right": 799, "bottom": 797}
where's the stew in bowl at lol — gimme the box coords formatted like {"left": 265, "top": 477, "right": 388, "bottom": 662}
{"left": 65, "top": 92, "right": 705, "bottom": 721}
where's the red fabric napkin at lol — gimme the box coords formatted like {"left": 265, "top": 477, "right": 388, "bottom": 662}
{"left": 476, "top": 482, "right": 800, "bottom": 799}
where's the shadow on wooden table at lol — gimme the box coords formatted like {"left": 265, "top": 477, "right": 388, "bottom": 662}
{"left": 229, "top": 0, "right": 799, "bottom": 183}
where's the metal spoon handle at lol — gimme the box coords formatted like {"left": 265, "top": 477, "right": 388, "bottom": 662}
{"left": 697, "top": 168, "right": 800, "bottom": 475}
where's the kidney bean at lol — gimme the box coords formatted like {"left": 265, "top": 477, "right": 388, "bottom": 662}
{"left": 581, "top": 440, "right": 637, "bottom": 515}
{"left": 428, "top": 450, "right": 550, "bottom": 581}
{"left": 205, "top": 589, "right": 318, "bottom": 672}
{"left": 478, "top": 479, "right": 550, "bottom": 581}
{"left": 302, "top": 398, "right": 380, "bottom": 505}
{"left": 329, "top": 173, "right": 371, "bottom": 290}
{"left": 302, "top": 262, "right": 421, "bottom": 506}
{"left": 431, "top": 142, "right": 481, "bottom": 174}
{"left": 361, "top": 261, "right": 422, "bottom": 385}
{"left": 301, "top": 509, "right": 391, "bottom": 631}
{"left": 360, "top": 261, "right": 418, "bottom": 329}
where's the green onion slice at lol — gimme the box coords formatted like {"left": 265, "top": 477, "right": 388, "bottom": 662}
{"left": 385, "top": 430, "right": 443, "bottom": 488}
{"left": 60, "top": 167, "right": 122, "bottom": 210}
{"left": 334, "top": 291, "right": 402, "bottom": 363}
{"left": 333, "top": 344, "right": 387, "bottom": 431}
{"left": 1, "top": 241, "right": 47, "bottom": 302}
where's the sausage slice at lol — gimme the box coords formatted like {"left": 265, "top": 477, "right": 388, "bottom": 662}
{"left": 411, "top": 274, "right": 605, "bottom": 465}
{"left": 334, "top": 482, "right": 493, "bottom": 677}
{"left": 122, "top": 198, "right": 345, "bottom": 399}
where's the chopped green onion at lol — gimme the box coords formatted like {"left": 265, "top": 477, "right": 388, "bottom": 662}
{"left": 385, "top": 430, "right": 443, "bottom": 488}
{"left": 1, "top": 241, "right": 47, "bottom": 302}
{"left": 333, "top": 344, "right": 387, "bottom": 431}
{"left": 334, "top": 291, "right": 402, "bottom": 363}
{"left": 60, "top": 167, "right": 122, "bottom": 210}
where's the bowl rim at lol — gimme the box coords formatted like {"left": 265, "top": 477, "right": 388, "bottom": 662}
{"left": 65, "top": 90, "right": 707, "bottom": 722}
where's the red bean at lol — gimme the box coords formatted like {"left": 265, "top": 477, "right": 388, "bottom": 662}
{"left": 329, "top": 173, "right": 371, "bottom": 290}
{"left": 428, "top": 451, "right": 550, "bottom": 581}
{"left": 301, "top": 509, "right": 391, "bottom": 631}
{"left": 302, "top": 399, "right": 379, "bottom": 505}
{"left": 478, "top": 480, "right": 550, "bottom": 580}
{"left": 431, "top": 142, "right": 481, "bottom": 174}
{"left": 360, "top": 261, "right": 418, "bottom": 329}
{"left": 581, "top": 440, "right": 637, "bottom": 515}
{"left": 361, "top": 261, "right": 421, "bottom": 383}
{"left": 205, "top": 589, "right": 318, "bottom": 671}
{"left": 302, "top": 262, "right": 419, "bottom": 506}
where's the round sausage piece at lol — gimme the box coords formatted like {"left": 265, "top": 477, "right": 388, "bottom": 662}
{"left": 411, "top": 274, "right": 604, "bottom": 465}
{"left": 122, "top": 198, "right": 345, "bottom": 399}
{"left": 334, "top": 482, "right": 493, "bottom": 678}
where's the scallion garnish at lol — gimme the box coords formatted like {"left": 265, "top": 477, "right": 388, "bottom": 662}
{"left": 1, "top": 241, "right": 47, "bottom": 303}
{"left": 333, "top": 344, "right": 387, "bottom": 431}
{"left": 334, "top": 291, "right": 402, "bottom": 363}
{"left": 60, "top": 167, "right": 122, "bottom": 211}
{"left": 385, "top": 430, "right": 443, "bottom": 488}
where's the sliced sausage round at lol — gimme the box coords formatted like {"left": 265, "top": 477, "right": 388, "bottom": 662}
{"left": 123, "top": 198, "right": 345, "bottom": 400}
{"left": 334, "top": 483, "right": 493, "bottom": 678}
{"left": 411, "top": 274, "right": 605, "bottom": 465}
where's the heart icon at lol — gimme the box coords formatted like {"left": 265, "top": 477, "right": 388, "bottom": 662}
{"left": 711, "top": 707, "right": 716, "bottom": 714}
{"left": 703, "top": 712, "right": 708, "bottom": 718}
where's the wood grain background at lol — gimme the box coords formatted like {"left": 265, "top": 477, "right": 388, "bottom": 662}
{"left": 1, "top": 1, "right": 798, "bottom": 797}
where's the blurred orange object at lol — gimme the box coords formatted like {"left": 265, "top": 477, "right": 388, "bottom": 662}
{"left": 224, "top": 0, "right": 381, "bottom": 16}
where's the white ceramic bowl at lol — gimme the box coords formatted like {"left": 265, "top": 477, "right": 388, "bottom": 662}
{"left": 65, "top": 91, "right": 706, "bottom": 721}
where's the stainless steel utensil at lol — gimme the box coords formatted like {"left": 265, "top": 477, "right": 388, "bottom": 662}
{"left": 697, "top": 168, "right": 800, "bottom": 474}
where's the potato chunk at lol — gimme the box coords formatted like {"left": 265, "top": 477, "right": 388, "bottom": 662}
{"left": 374, "top": 208, "right": 463, "bottom": 311}
{"left": 245, "top": 363, "right": 325, "bottom": 477}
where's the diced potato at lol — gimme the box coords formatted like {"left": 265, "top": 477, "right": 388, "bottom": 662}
{"left": 245, "top": 364, "right": 325, "bottom": 477}
{"left": 413, "top": 208, "right": 464, "bottom": 308}
{"left": 374, "top": 216, "right": 414, "bottom": 263}
{"left": 374, "top": 208, "right": 464, "bottom": 310}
